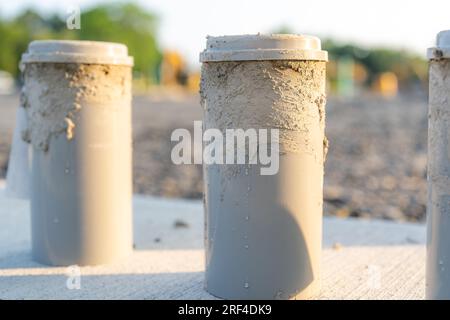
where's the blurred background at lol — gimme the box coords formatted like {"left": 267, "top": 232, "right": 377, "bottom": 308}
{"left": 0, "top": 0, "right": 447, "bottom": 222}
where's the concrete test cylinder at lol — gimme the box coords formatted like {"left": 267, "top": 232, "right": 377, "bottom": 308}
{"left": 200, "top": 34, "right": 328, "bottom": 299}
{"left": 427, "top": 30, "right": 450, "bottom": 299}
{"left": 21, "top": 40, "right": 133, "bottom": 266}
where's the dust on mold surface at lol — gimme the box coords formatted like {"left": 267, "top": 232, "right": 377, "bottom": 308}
{"left": 21, "top": 63, "right": 131, "bottom": 152}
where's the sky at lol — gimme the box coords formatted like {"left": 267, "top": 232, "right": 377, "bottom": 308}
{"left": 1, "top": 0, "right": 449, "bottom": 68}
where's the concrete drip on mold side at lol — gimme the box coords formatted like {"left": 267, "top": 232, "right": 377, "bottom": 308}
{"left": 21, "top": 63, "right": 131, "bottom": 152}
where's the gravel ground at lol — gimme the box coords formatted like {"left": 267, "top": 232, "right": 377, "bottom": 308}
{"left": 324, "top": 95, "right": 427, "bottom": 222}
{"left": 0, "top": 93, "right": 428, "bottom": 222}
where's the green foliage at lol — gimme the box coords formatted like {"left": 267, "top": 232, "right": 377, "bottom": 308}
{"left": 77, "top": 3, "right": 161, "bottom": 81}
{"left": 0, "top": 3, "right": 162, "bottom": 82}
{"left": 323, "top": 38, "right": 428, "bottom": 88}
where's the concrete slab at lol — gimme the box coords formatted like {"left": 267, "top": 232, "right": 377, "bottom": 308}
{"left": 0, "top": 187, "right": 426, "bottom": 299}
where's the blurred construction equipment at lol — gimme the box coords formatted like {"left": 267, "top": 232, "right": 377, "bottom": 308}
{"left": 159, "top": 50, "right": 199, "bottom": 93}
{"left": 372, "top": 72, "right": 399, "bottom": 98}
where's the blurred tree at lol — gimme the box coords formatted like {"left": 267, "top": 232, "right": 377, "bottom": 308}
{"left": 323, "top": 39, "right": 428, "bottom": 92}
{"left": 0, "top": 3, "right": 162, "bottom": 83}
{"left": 76, "top": 3, "right": 161, "bottom": 83}
{"left": 272, "top": 25, "right": 295, "bottom": 34}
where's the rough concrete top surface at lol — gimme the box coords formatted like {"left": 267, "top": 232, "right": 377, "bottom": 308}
{"left": 0, "top": 185, "right": 426, "bottom": 300}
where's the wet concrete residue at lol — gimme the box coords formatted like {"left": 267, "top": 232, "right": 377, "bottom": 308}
{"left": 200, "top": 60, "right": 327, "bottom": 166}
{"left": 21, "top": 63, "right": 131, "bottom": 151}
{"left": 64, "top": 117, "right": 75, "bottom": 140}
